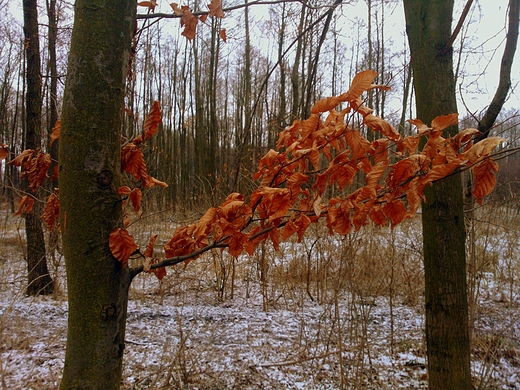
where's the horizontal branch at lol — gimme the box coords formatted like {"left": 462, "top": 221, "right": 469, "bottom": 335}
{"left": 136, "top": 0, "right": 341, "bottom": 20}
{"left": 130, "top": 241, "right": 228, "bottom": 278}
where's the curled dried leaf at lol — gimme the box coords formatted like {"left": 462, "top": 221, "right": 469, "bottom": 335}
{"left": 143, "top": 101, "right": 161, "bottom": 140}
{"left": 472, "top": 158, "right": 499, "bottom": 204}
{"left": 50, "top": 121, "right": 60, "bottom": 145}
{"left": 208, "top": 0, "right": 225, "bottom": 18}
{"left": 311, "top": 96, "right": 340, "bottom": 114}
{"left": 340, "top": 70, "right": 378, "bottom": 103}
{"left": 42, "top": 193, "right": 60, "bottom": 230}
{"left": 0, "top": 143, "right": 8, "bottom": 161}
{"left": 14, "top": 195, "right": 34, "bottom": 216}
{"left": 462, "top": 137, "right": 505, "bottom": 164}
{"left": 144, "top": 234, "right": 158, "bottom": 258}
{"left": 109, "top": 228, "right": 138, "bottom": 267}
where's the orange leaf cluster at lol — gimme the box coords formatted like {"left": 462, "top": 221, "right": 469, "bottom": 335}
{"left": 121, "top": 102, "right": 168, "bottom": 188}
{"left": 42, "top": 192, "right": 60, "bottom": 230}
{"left": 164, "top": 193, "right": 254, "bottom": 260}
{"left": 169, "top": 0, "right": 225, "bottom": 40}
{"left": 119, "top": 70, "right": 505, "bottom": 277}
{"left": 170, "top": 3, "right": 199, "bottom": 40}
{"left": 8, "top": 149, "right": 51, "bottom": 192}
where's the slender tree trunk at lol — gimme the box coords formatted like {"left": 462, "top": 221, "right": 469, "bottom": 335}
{"left": 46, "top": 0, "right": 60, "bottom": 287}
{"left": 59, "top": 0, "right": 135, "bottom": 387}
{"left": 477, "top": 0, "right": 519, "bottom": 137}
{"left": 23, "top": 0, "right": 53, "bottom": 296}
{"left": 403, "top": 1, "right": 472, "bottom": 389}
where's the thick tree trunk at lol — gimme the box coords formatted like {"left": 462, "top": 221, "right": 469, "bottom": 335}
{"left": 23, "top": 0, "right": 53, "bottom": 296}
{"left": 59, "top": 0, "right": 135, "bottom": 388}
{"left": 403, "top": 1, "right": 472, "bottom": 389}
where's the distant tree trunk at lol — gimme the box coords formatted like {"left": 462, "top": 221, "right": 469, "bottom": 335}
{"left": 23, "top": 0, "right": 53, "bottom": 296}
{"left": 58, "top": 0, "right": 135, "bottom": 387}
{"left": 46, "top": 0, "right": 60, "bottom": 284}
{"left": 403, "top": 1, "right": 472, "bottom": 389}
{"left": 477, "top": 0, "right": 519, "bottom": 137}
{"left": 291, "top": 4, "right": 306, "bottom": 120}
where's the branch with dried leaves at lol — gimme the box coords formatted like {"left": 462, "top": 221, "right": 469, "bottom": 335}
{"left": 1, "top": 70, "right": 510, "bottom": 283}
{"left": 108, "top": 70, "right": 506, "bottom": 281}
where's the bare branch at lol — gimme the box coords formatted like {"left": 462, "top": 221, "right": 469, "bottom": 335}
{"left": 137, "top": 0, "right": 345, "bottom": 20}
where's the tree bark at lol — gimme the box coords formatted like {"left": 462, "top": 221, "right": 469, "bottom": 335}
{"left": 477, "top": 0, "right": 519, "bottom": 137}
{"left": 403, "top": 1, "right": 472, "bottom": 389}
{"left": 59, "top": 0, "right": 135, "bottom": 387}
{"left": 23, "top": 0, "right": 54, "bottom": 296}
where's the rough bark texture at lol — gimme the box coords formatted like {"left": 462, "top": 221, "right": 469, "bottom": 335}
{"left": 403, "top": 1, "right": 472, "bottom": 389}
{"left": 23, "top": 0, "right": 53, "bottom": 296}
{"left": 59, "top": 0, "right": 135, "bottom": 388}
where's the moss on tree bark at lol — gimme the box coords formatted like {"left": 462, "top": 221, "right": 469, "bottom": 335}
{"left": 59, "top": 0, "right": 136, "bottom": 388}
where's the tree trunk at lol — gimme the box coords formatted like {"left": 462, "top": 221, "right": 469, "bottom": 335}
{"left": 477, "top": 0, "right": 519, "bottom": 137}
{"left": 59, "top": 0, "right": 135, "bottom": 387}
{"left": 23, "top": 0, "right": 54, "bottom": 296}
{"left": 403, "top": 1, "right": 472, "bottom": 389}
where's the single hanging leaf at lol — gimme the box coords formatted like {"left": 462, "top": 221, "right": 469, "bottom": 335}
{"left": 451, "top": 128, "right": 480, "bottom": 151}
{"left": 462, "top": 137, "right": 505, "bottom": 164}
{"left": 143, "top": 234, "right": 158, "bottom": 258}
{"left": 152, "top": 265, "right": 167, "bottom": 280}
{"left": 143, "top": 101, "right": 161, "bottom": 140}
{"left": 311, "top": 96, "right": 340, "bottom": 114}
{"left": 208, "top": 0, "right": 225, "bottom": 17}
{"left": 14, "top": 195, "right": 34, "bottom": 216}
{"left": 407, "top": 118, "right": 431, "bottom": 135}
{"left": 219, "top": 28, "right": 227, "bottom": 42}
{"left": 0, "top": 143, "right": 9, "bottom": 161}
{"left": 363, "top": 114, "right": 401, "bottom": 142}
{"left": 129, "top": 188, "right": 142, "bottom": 214}
{"left": 8, "top": 149, "right": 34, "bottom": 167}
{"left": 117, "top": 186, "right": 132, "bottom": 195}
{"left": 41, "top": 192, "right": 60, "bottom": 230}
{"left": 109, "top": 228, "right": 138, "bottom": 267}
{"left": 313, "top": 195, "right": 323, "bottom": 217}
{"left": 170, "top": 2, "right": 184, "bottom": 15}
{"left": 406, "top": 177, "right": 423, "bottom": 217}
{"left": 137, "top": 0, "right": 157, "bottom": 12}
{"left": 228, "top": 232, "right": 247, "bottom": 259}
{"left": 181, "top": 9, "right": 198, "bottom": 40}
{"left": 472, "top": 158, "right": 499, "bottom": 204}
{"left": 382, "top": 199, "right": 407, "bottom": 227}
{"left": 431, "top": 113, "right": 458, "bottom": 132}
{"left": 50, "top": 121, "right": 60, "bottom": 145}
{"left": 369, "top": 205, "right": 387, "bottom": 227}
{"left": 141, "top": 174, "right": 168, "bottom": 188}
{"left": 31, "top": 152, "right": 51, "bottom": 191}
{"left": 340, "top": 70, "right": 378, "bottom": 103}
{"left": 295, "top": 213, "right": 312, "bottom": 242}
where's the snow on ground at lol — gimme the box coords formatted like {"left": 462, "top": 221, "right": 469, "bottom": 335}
{"left": 1, "top": 271, "right": 519, "bottom": 389}
{"left": 1, "top": 209, "right": 519, "bottom": 389}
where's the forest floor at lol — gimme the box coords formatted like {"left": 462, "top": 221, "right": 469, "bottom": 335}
{"left": 0, "top": 209, "right": 519, "bottom": 389}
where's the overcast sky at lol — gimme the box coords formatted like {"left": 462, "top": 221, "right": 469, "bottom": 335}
{"left": 6, "top": 0, "right": 519, "bottom": 118}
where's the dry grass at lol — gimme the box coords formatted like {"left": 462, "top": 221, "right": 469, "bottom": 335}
{"left": 0, "top": 201, "right": 519, "bottom": 389}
